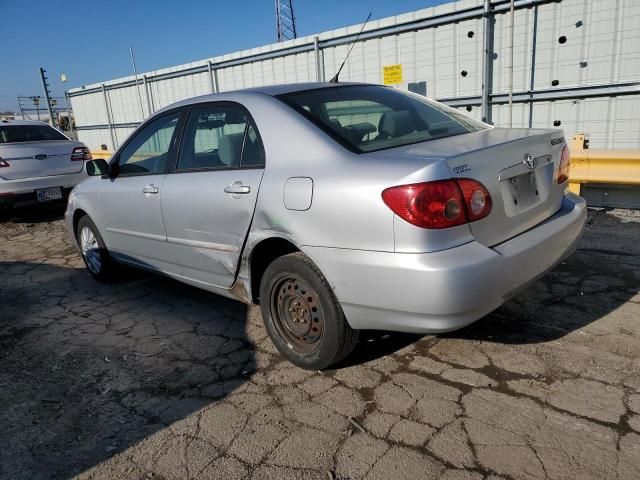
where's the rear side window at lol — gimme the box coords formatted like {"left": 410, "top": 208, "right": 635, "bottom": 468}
{"left": 0, "top": 125, "right": 67, "bottom": 144}
{"left": 277, "top": 85, "right": 488, "bottom": 153}
{"left": 177, "top": 105, "right": 264, "bottom": 170}
{"left": 242, "top": 124, "right": 265, "bottom": 167}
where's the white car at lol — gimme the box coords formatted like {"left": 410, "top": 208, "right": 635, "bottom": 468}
{"left": 0, "top": 120, "right": 91, "bottom": 208}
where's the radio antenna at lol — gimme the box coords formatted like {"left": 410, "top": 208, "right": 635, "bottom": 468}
{"left": 329, "top": 12, "right": 372, "bottom": 83}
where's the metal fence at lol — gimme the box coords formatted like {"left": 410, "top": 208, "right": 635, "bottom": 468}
{"left": 69, "top": 0, "right": 640, "bottom": 151}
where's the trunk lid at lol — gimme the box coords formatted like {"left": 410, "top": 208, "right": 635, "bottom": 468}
{"left": 0, "top": 140, "right": 85, "bottom": 180}
{"left": 381, "top": 127, "right": 567, "bottom": 247}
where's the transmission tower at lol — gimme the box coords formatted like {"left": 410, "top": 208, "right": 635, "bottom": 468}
{"left": 275, "top": 0, "right": 297, "bottom": 42}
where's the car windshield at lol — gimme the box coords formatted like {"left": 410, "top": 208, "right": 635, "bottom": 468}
{"left": 277, "top": 85, "right": 488, "bottom": 153}
{"left": 0, "top": 125, "right": 67, "bottom": 144}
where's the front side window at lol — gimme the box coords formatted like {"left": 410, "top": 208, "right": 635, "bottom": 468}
{"left": 118, "top": 113, "right": 180, "bottom": 175}
{"left": 278, "top": 85, "right": 488, "bottom": 153}
{"left": 0, "top": 124, "right": 67, "bottom": 144}
{"left": 177, "top": 105, "right": 264, "bottom": 170}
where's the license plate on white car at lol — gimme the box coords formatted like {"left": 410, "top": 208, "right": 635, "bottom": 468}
{"left": 36, "top": 187, "right": 63, "bottom": 202}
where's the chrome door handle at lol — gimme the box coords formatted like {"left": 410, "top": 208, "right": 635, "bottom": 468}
{"left": 224, "top": 184, "right": 250, "bottom": 194}
{"left": 142, "top": 184, "right": 159, "bottom": 194}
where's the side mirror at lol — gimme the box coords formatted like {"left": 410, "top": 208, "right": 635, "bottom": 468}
{"left": 86, "top": 159, "right": 109, "bottom": 176}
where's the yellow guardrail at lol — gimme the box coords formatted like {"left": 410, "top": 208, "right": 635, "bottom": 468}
{"left": 568, "top": 134, "right": 640, "bottom": 195}
{"left": 91, "top": 151, "right": 113, "bottom": 160}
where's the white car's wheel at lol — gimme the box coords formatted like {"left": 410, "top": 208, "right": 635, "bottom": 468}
{"left": 76, "top": 216, "right": 118, "bottom": 281}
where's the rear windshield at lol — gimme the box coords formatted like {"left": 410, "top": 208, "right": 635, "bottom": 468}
{"left": 277, "top": 85, "right": 488, "bottom": 153}
{"left": 0, "top": 125, "right": 67, "bottom": 144}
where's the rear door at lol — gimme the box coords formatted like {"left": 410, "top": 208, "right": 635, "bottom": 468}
{"left": 97, "top": 110, "right": 184, "bottom": 271}
{"left": 160, "top": 103, "right": 265, "bottom": 289}
{"left": 0, "top": 124, "right": 84, "bottom": 179}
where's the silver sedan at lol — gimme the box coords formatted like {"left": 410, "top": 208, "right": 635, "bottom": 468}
{"left": 0, "top": 120, "right": 90, "bottom": 207}
{"left": 65, "top": 83, "right": 586, "bottom": 369}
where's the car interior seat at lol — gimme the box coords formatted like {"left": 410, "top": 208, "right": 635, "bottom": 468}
{"left": 377, "top": 110, "right": 417, "bottom": 140}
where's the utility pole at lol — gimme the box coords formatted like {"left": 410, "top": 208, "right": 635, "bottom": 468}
{"left": 31, "top": 96, "right": 41, "bottom": 120}
{"left": 129, "top": 45, "right": 146, "bottom": 120}
{"left": 17, "top": 96, "right": 24, "bottom": 119}
{"left": 39, "top": 67, "right": 56, "bottom": 127}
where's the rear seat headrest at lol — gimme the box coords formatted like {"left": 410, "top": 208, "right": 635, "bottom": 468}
{"left": 218, "top": 133, "right": 244, "bottom": 166}
{"left": 378, "top": 110, "right": 416, "bottom": 138}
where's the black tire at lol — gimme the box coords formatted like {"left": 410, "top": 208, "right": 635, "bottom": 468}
{"left": 76, "top": 215, "right": 119, "bottom": 281}
{"left": 259, "top": 252, "right": 359, "bottom": 370}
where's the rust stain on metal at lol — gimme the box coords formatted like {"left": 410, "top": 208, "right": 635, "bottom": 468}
{"left": 230, "top": 280, "right": 251, "bottom": 304}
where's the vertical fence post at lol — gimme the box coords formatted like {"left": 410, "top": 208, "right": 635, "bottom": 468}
{"left": 528, "top": 5, "right": 539, "bottom": 128}
{"left": 507, "top": 0, "right": 515, "bottom": 127}
{"left": 481, "top": 0, "right": 493, "bottom": 124}
{"left": 143, "top": 75, "right": 154, "bottom": 115}
{"left": 208, "top": 60, "right": 220, "bottom": 94}
{"left": 214, "top": 69, "right": 220, "bottom": 94}
{"left": 101, "top": 84, "right": 116, "bottom": 151}
{"left": 314, "top": 36, "right": 323, "bottom": 81}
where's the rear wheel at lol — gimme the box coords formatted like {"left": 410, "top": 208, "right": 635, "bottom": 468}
{"left": 76, "top": 215, "right": 119, "bottom": 281}
{"left": 259, "top": 252, "right": 359, "bottom": 370}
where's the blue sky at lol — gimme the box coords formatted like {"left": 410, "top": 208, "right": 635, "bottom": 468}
{"left": 1, "top": 0, "right": 446, "bottom": 112}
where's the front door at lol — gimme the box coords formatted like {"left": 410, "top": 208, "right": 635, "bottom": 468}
{"left": 98, "top": 110, "right": 183, "bottom": 271}
{"left": 160, "top": 103, "right": 265, "bottom": 288}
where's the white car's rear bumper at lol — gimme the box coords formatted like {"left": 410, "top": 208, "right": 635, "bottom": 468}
{"left": 303, "top": 192, "right": 587, "bottom": 334}
{"left": 0, "top": 170, "right": 87, "bottom": 206}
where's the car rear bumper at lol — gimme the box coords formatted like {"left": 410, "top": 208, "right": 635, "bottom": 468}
{"left": 303, "top": 192, "right": 587, "bottom": 334}
{"left": 0, "top": 170, "right": 87, "bottom": 207}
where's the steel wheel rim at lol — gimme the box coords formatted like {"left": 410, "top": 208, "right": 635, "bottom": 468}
{"left": 80, "top": 226, "right": 101, "bottom": 274}
{"left": 271, "top": 274, "right": 324, "bottom": 354}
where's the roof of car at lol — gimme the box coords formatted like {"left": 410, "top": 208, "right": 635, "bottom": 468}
{"left": 162, "top": 81, "right": 375, "bottom": 112}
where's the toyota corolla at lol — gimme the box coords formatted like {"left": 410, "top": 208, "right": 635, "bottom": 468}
{"left": 65, "top": 83, "right": 586, "bottom": 369}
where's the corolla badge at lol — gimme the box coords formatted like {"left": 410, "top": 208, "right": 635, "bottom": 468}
{"left": 523, "top": 153, "right": 536, "bottom": 170}
{"left": 452, "top": 164, "right": 470, "bottom": 174}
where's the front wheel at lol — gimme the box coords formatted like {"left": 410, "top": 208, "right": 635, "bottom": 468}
{"left": 76, "top": 215, "right": 119, "bottom": 281}
{"left": 259, "top": 252, "right": 359, "bottom": 370}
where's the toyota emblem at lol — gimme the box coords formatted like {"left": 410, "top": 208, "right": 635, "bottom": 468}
{"left": 523, "top": 153, "right": 536, "bottom": 170}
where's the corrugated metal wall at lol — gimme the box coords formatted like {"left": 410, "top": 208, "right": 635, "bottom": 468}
{"left": 69, "top": 0, "right": 640, "bottom": 151}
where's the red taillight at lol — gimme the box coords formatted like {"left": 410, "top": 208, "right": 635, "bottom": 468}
{"left": 71, "top": 146, "right": 92, "bottom": 161}
{"left": 558, "top": 145, "right": 571, "bottom": 184}
{"left": 382, "top": 179, "right": 492, "bottom": 229}
{"left": 456, "top": 178, "right": 492, "bottom": 222}
{"left": 0, "top": 158, "right": 9, "bottom": 168}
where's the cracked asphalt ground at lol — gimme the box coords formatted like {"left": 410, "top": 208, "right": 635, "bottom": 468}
{"left": 1, "top": 206, "right": 639, "bottom": 480}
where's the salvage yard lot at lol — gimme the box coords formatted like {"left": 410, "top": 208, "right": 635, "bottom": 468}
{"left": 1, "top": 206, "right": 639, "bottom": 480}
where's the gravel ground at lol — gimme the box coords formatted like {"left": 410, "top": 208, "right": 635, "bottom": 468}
{"left": 0, "top": 205, "right": 639, "bottom": 480}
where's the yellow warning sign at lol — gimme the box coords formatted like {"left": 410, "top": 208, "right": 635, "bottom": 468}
{"left": 383, "top": 64, "right": 403, "bottom": 85}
